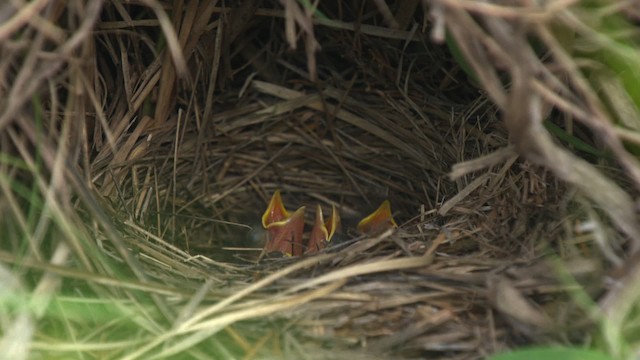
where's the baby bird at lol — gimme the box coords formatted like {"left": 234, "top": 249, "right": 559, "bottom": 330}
{"left": 306, "top": 204, "right": 340, "bottom": 255}
{"left": 261, "top": 190, "right": 305, "bottom": 256}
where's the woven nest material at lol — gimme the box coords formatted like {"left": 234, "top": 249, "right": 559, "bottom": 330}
{"left": 1, "top": 1, "right": 639, "bottom": 359}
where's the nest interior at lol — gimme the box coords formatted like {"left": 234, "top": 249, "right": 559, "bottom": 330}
{"left": 2, "top": 1, "right": 639, "bottom": 359}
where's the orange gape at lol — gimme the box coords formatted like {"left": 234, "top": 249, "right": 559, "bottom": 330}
{"left": 357, "top": 200, "right": 397, "bottom": 235}
{"left": 261, "top": 191, "right": 396, "bottom": 257}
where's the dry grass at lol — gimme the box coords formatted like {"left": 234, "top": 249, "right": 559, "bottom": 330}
{"left": 1, "top": 1, "right": 639, "bottom": 359}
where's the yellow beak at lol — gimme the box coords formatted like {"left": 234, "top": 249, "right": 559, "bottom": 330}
{"left": 261, "top": 190, "right": 290, "bottom": 227}
{"left": 357, "top": 200, "right": 397, "bottom": 234}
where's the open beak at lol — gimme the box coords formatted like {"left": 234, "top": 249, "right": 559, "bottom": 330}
{"left": 262, "top": 191, "right": 305, "bottom": 256}
{"left": 261, "top": 190, "right": 290, "bottom": 226}
{"left": 306, "top": 204, "right": 340, "bottom": 254}
{"left": 357, "top": 200, "right": 397, "bottom": 234}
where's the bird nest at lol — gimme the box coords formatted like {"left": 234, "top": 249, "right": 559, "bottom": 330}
{"left": 1, "top": 1, "right": 639, "bottom": 359}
